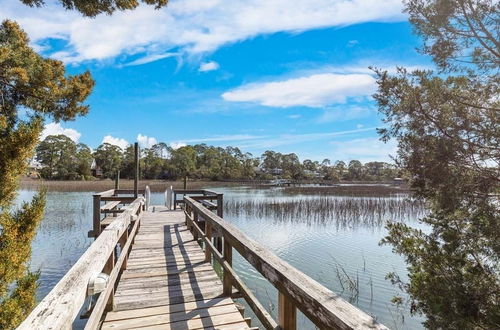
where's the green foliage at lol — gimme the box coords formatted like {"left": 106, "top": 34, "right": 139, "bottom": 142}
{"left": 75, "top": 143, "right": 93, "bottom": 179}
{"left": 375, "top": 1, "right": 499, "bottom": 328}
{"left": 20, "top": 0, "right": 169, "bottom": 17}
{"left": 0, "top": 20, "right": 93, "bottom": 327}
{"left": 94, "top": 143, "right": 124, "bottom": 179}
{"left": 170, "top": 145, "right": 197, "bottom": 180}
{"left": 36, "top": 135, "right": 93, "bottom": 180}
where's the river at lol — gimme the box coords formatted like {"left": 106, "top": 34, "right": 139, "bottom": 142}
{"left": 19, "top": 185, "right": 427, "bottom": 329}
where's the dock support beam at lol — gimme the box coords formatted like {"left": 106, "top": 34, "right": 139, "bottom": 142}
{"left": 92, "top": 194, "right": 101, "bottom": 238}
{"left": 279, "top": 292, "right": 297, "bottom": 330}
{"left": 134, "top": 142, "right": 139, "bottom": 198}
{"left": 223, "top": 239, "right": 232, "bottom": 296}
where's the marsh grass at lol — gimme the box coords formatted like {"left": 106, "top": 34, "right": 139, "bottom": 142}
{"left": 20, "top": 179, "right": 237, "bottom": 192}
{"left": 224, "top": 196, "right": 426, "bottom": 228}
{"left": 281, "top": 184, "right": 411, "bottom": 196}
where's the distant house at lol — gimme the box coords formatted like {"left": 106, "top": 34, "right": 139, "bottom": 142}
{"left": 304, "top": 169, "right": 323, "bottom": 179}
{"left": 268, "top": 168, "right": 283, "bottom": 175}
{"left": 91, "top": 159, "right": 103, "bottom": 177}
{"left": 393, "top": 177, "right": 405, "bottom": 185}
{"left": 27, "top": 159, "right": 43, "bottom": 178}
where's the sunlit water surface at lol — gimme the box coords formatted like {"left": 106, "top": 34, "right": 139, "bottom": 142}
{"left": 18, "top": 186, "right": 426, "bottom": 329}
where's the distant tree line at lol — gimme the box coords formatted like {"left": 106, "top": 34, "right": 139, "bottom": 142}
{"left": 35, "top": 135, "right": 401, "bottom": 182}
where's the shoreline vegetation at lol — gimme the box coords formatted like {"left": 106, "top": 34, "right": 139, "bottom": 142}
{"left": 20, "top": 178, "right": 411, "bottom": 194}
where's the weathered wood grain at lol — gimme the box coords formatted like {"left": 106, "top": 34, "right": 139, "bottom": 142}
{"left": 18, "top": 197, "right": 144, "bottom": 330}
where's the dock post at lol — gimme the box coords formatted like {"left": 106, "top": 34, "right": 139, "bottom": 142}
{"left": 92, "top": 194, "right": 101, "bottom": 238}
{"left": 193, "top": 211, "right": 199, "bottom": 241}
{"left": 205, "top": 221, "right": 212, "bottom": 262}
{"left": 279, "top": 292, "right": 297, "bottom": 330}
{"left": 103, "top": 251, "right": 115, "bottom": 311}
{"left": 134, "top": 142, "right": 139, "bottom": 198}
{"left": 114, "top": 170, "right": 120, "bottom": 190}
{"left": 223, "top": 239, "right": 233, "bottom": 296}
{"left": 215, "top": 193, "right": 224, "bottom": 252}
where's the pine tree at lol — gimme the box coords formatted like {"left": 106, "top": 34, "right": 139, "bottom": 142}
{"left": 0, "top": 20, "right": 94, "bottom": 328}
{"left": 374, "top": 1, "right": 499, "bottom": 328}
{"left": 20, "top": 0, "right": 169, "bottom": 17}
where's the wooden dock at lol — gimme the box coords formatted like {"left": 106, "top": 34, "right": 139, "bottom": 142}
{"left": 101, "top": 207, "right": 250, "bottom": 329}
{"left": 19, "top": 187, "right": 389, "bottom": 330}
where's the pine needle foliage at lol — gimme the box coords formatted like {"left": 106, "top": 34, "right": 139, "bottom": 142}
{"left": 0, "top": 20, "right": 94, "bottom": 328}
{"left": 20, "top": 0, "right": 169, "bottom": 17}
{"left": 375, "top": 1, "right": 499, "bottom": 329}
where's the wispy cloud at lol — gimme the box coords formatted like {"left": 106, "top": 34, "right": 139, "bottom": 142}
{"left": 316, "top": 105, "right": 375, "bottom": 123}
{"left": 199, "top": 61, "right": 219, "bottom": 72}
{"left": 329, "top": 137, "right": 397, "bottom": 162}
{"left": 237, "top": 127, "right": 379, "bottom": 149}
{"left": 0, "top": 0, "right": 405, "bottom": 62}
{"left": 170, "top": 127, "right": 380, "bottom": 151}
{"left": 222, "top": 73, "right": 376, "bottom": 107}
{"left": 123, "top": 53, "right": 178, "bottom": 66}
{"left": 171, "top": 134, "right": 268, "bottom": 146}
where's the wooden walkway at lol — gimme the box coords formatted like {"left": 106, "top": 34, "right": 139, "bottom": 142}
{"left": 101, "top": 207, "right": 250, "bottom": 330}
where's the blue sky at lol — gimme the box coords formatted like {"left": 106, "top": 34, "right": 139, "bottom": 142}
{"left": 1, "top": 0, "right": 433, "bottom": 162}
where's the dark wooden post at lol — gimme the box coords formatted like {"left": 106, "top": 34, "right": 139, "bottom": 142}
{"left": 92, "top": 194, "right": 101, "bottom": 238}
{"left": 215, "top": 193, "right": 223, "bottom": 252}
{"left": 278, "top": 292, "right": 296, "bottom": 330}
{"left": 216, "top": 193, "right": 223, "bottom": 217}
{"left": 134, "top": 142, "right": 139, "bottom": 198}
{"left": 114, "top": 170, "right": 120, "bottom": 190}
{"left": 193, "top": 211, "right": 199, "bottom": 241}
{"left": 223, "top": 238, "right": 232, "bottom": 296}
{"left": 205, "top": 220, "right": 212, "bottom": 262}
{"left": 173, "top": 191, "right": 177, "bottom": 210}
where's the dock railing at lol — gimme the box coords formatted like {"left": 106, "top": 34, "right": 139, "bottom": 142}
{"left": 184, "top": 195, "right": 389, "bottom": 330}
{"left": 18, "top": 189, "right": 146, "bottom": 330}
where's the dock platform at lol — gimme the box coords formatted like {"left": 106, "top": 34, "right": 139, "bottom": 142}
{"left": 101, "top": 207, "right": 250, "bottom": 329}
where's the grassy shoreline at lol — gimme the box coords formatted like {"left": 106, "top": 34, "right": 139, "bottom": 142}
{"left": 20, "top": 178, "right": 234, "bottom": 192}
{"left": 20, "top": 178, "right": 410, "bottom": 195}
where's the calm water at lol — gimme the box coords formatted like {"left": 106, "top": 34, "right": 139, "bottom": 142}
{"left": 18, "top": 186, "right": 426, "bottom": 329}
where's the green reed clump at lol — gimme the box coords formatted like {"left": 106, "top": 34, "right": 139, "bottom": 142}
{"left": 282, "top": 184, "right": 410, "bottom": 196}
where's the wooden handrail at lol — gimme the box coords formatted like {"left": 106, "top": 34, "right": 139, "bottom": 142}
{"left": 18, "top": 197, "right": 144, "bottom": 330}
{"left": 184, "top": 196, "right": 388, "bottom": 330}
{"left": 84, "top": 209, "right": 142, "bottom": 329}
{"left": 185, "top": 210, "right": 278, "bottom": 329}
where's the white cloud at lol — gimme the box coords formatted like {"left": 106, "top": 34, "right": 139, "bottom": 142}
{"left": 41, "top": 122, "right": 81, "bottom": 142}
{"left": 330, "top": 137, "right": 397, "bottom": 162}
{"left": 124, "top": 52, "right": 178, "bottom": 66}
{"left": 237, "top": 127, "right": 379, "bottom": 149}
{"left": 199, "top": 61, "right": 220, "bottom": 72}
{"left": 170, "top": 142, "right": 187, "bottom": 149}
{"left": 0, "top": 0, "right": 405, "bottom": 62}
{"left": 137, "top": 134, "right": 158, "bottom": 148}
{"left": 222, "top": 73, "right": 376, "bottom": 107}
{"left": 347, "top": 39, "right": 359, "bottom": 47}
{"left": 102, "top": 135, "right": 129, "bottom": 150}
{"left": 182, "top": 134, "right": 266, "bottom": 143}
{"left": 288, "top": 114, "right": 301, "bottom": 119}
{"left": 316, "top": 105, "right": 375, "bottom": 123}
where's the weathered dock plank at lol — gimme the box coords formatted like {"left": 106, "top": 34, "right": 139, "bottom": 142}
{"left": 101, "top": 207, "right": 249, "bottom": 330}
